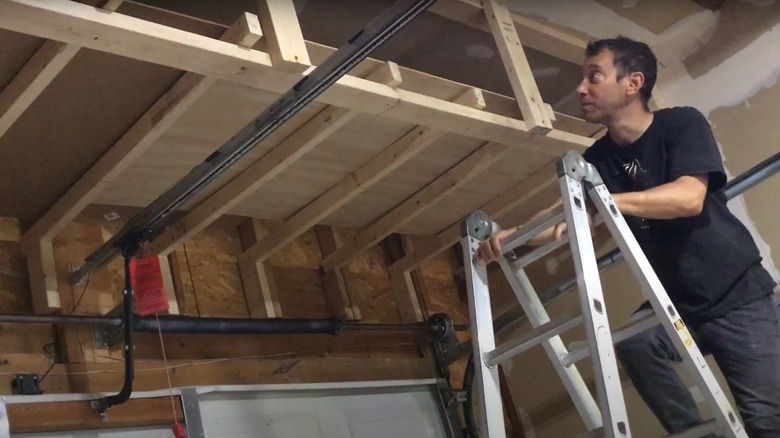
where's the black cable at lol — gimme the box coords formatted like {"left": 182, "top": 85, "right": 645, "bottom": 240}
{"left": 39, "top": 274, "right": 91, "bottom": 385}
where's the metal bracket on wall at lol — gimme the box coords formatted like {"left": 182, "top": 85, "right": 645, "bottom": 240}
{"left": 94, "top": 303, "right": 125, "bottom": 350}
{"left": 181, "top": 388, "right": 205, "bottom": 438}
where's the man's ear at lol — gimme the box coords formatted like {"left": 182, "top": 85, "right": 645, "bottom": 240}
{"left": 626, "top": 72, "right": 645, "bottom": 97}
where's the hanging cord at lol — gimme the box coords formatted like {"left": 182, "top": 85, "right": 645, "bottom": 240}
{"left": 155, "top": 313, "right": 178, "bottom": 424}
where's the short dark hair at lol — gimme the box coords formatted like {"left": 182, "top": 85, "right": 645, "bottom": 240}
{"left": 586, "top": 36, "right": 657, "bottom": 108}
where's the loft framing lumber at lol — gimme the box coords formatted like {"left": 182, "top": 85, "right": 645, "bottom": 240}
{"left": 322, "top": 141, "right": 513, "bottom": 272}
{"left": 19, "top": 12, "right": 261, "bottom": 314}
{"left": 143, "top": 62, "right": 402, "bottom": 258}
{"left": 256, "top": 0, "right": 310, "bottom": 72}
{"left": 238, "top": 219, "right": 283, "bottom": 318}
{"left": 389, "top": 160, "right": 557, "bottom": 276}
{"left": 430, "top": 0, "right": 588, "bottom": 65}
{"left": 0, "top": 1, "right": 122, "bottom": 140}
{"left": 0, "top": 0, "right": 594, "bottom": 158}
{"left": 238, "top": 87, "right": 485, "bottom": 265}
{"left": 483, "top": 0, "right": 553, "bottom": 133}
{"left": 18, "top": 12, "right": 263, "bottom": 254}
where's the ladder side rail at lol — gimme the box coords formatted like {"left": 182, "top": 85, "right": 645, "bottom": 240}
{"left": 461, "top": 234, "right": 507, "bottom": 438}
{"left": 559, "top": 158, "right": 631, "bottom": 438}
{"left": 584, "top": 176, "right": 747, "bottom": 438}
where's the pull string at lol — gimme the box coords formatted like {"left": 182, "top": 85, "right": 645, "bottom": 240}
{"left": 155, "top": 313, "right": 177, "bottom": 424}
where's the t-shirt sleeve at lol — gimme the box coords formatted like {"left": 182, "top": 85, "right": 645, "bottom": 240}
{"left": 666, "top": 107, "right": 727, "bottom": 191}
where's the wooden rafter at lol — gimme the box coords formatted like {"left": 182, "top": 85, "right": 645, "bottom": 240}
{"left": 483, "top": 0, "right": 553, "bottom": 133}
{"left": 0, "top": 0, "right": 593, "bottom": 158}
{"left": 256, "top": 0, "right": 310, "bottom": 72}
{"left": 19, "top": 12, "right": 263, "bottom": 254}
{"left": 322, "top": 141, "right": 513, "bottom": 272}
{"left": 389, "top": 160, "right": 557, "bottom": 276}
{"left": 18, "top": 13, "right": 262, "bottom": 313}
{"left": 143, "top": 62, "right": 403, "bottom": 257}
{"left": 0, "top": 1, "right": 123, "bottom": 140}
{"left": 238, "top": 87, "right": 485, "bottom": 265}
{"left": 238, "top": 219, "right": 283, "bottom": 318}
{"left": 430, "top": 0, "right": 589, "bottom": 65}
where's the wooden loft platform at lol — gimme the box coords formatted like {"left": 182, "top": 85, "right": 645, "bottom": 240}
{"left": 0, "top": 0, "right": 603, "bottom": 318}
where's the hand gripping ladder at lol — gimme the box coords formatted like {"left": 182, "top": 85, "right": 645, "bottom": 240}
{"left": 460, "top": 151, "right": 747, "bottom": 438}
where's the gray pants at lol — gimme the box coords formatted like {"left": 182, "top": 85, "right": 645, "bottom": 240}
{"left": 615, "top": 294, "right": 780, "bottom": 437}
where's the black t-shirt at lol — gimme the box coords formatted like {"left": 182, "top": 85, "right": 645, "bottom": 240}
{"left": 582, "top": 106, "right": 775, "bottom": 326}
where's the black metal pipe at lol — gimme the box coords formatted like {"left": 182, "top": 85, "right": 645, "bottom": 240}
{"left": 0, "top": 314, "right": 122, "bottom": 326}
{"left": 723, "top": 151, "right": 780, "bottom": 200}
{"left": 133, "top": 315, "right": 342, "bottom": 335}
{"left": 103, "top": 253, "right": 135, "bottom": 409}
{"left": 70, "top": 0, "right": 438, "bottom": 285}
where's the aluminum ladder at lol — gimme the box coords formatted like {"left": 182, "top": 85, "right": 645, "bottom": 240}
{"left": 461, "top": 151, "right": 746, "bottom": 438}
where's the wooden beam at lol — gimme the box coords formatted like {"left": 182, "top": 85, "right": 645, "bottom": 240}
{"left": 0, "top": 0, "right": 594, "bottom": 156}
{"left": 238, "top": 219, "right": 283, "bottom": 318}
{"left": 322, "top": 141, "right": 512, "bottom": 271}
{"left": 25, "top": 239, "right": 60, "bottom": 313}
{"left": 483, "top": 0, "right": 553, "bottom": 133}
{"left": 65, "top": 357, "right": 436, "bottom": 394}
{"left": 315, "top": 225, "right": 360, "bottom": 320}
{"left": 8, "top": 397, "right": 184, "bottom": 434}
{"left": 239, "top": 87, "right": 484, "bottom": 264}
{"left": 256, "top": 0, "right": 310, "bottom": 71}
{"left": 144, "top": 62, "right": 402, "bottom": 257}
{"left": 389, "top": 160, "right": 557, "bottom": 275}
{"left": 18, "top": 12, "right": 264, "bottom": 254}
{"left": 430, "top": 0, "right": 588, "bottom": 65}
{"left": 0, "top": 1, "right": 123, "bottom": 140}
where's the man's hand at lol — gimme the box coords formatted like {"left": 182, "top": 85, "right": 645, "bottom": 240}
{"left": 475, "top": 228, "right": 515, "bottom": 264}
{"left": 474, "top": 221, "right": 568, "bottom": 264}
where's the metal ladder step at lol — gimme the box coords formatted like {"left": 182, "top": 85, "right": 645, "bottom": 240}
{"left": 563, "top": 313, "right": 660, "bottom": 367}
{"left": 663, "top": 419, "right": 717, "bottom": 438}
{"left": 486, "top": 314, "right": 583, "bottom": 366}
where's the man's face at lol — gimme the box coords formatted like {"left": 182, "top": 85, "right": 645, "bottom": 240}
{"left": 576, "top": 49, "right": 629, "bottom": 124}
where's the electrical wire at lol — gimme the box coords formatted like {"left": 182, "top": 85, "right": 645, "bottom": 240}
{"left": 38, "top": 273, "right": 92, "bottom": 386}
{"left": 155, "top": 313, "right": 178, "bottom": 425}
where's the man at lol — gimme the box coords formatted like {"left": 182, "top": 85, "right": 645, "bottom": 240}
{"left": 476, "top": 36, "right": 780, "bottom": 437}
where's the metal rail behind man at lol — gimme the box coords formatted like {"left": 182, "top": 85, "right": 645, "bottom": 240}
{"left": 476, "top": 36, "right": 780, "bottom": 437}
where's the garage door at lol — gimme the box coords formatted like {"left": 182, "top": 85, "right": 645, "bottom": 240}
{"left": 194, "top": 381, "right": 450, "bottom": 438}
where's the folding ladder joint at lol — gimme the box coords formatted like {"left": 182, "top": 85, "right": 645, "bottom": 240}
{"left": 462, "top": 210, "right": 500, "bottom": 241}
{"left": 557, "top": 151, "right": 603, "bottom": 187}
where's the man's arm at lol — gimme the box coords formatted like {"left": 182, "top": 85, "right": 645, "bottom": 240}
{"left": 613, "top": 174, "right": 708, "bottom": 219}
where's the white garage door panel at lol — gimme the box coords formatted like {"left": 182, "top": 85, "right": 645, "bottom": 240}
{"left": 198, "top": 385, "right": 447, "bottom": 438}
{"left": 202, "top": 401, "right": 329, "bottom": 438}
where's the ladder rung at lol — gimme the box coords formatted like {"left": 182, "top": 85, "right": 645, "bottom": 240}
{"left": 663, "top": 419, "right": 717, "bottom": 438}
{"left": 573, "top": 427, "right": 603, "bottom": 438}
{"left": 563, "top": 313, "right": 659, "bottom": 366}
{"left": 511, "top": 234, "right": 569, "bottom": 269}
{"left": 502, "top": 204, "right": 565, "bottom": 254}
{"left": 485, "top": 314, "right": 583, "bottom": 367}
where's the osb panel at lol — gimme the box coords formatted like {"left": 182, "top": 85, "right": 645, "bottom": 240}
{"left": 0, "top": 219, "right": 52, "bottom": 365}
{"left": 180, "top": 218, "right": 248, "bottom": 318}
{"left": 272, "top": 266, "right": 330, "bottom": 319}
{"left": 685, "top": 1, "right": 780, "bottom": 79}
{"left": 341, "top": 228, "right": 402, "bottom": 324}
{"left": 0, "top": 235, "right": 30, "bottom": 314}
{"left": 0, "top": 30, "right": 43, "bottom": 90}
